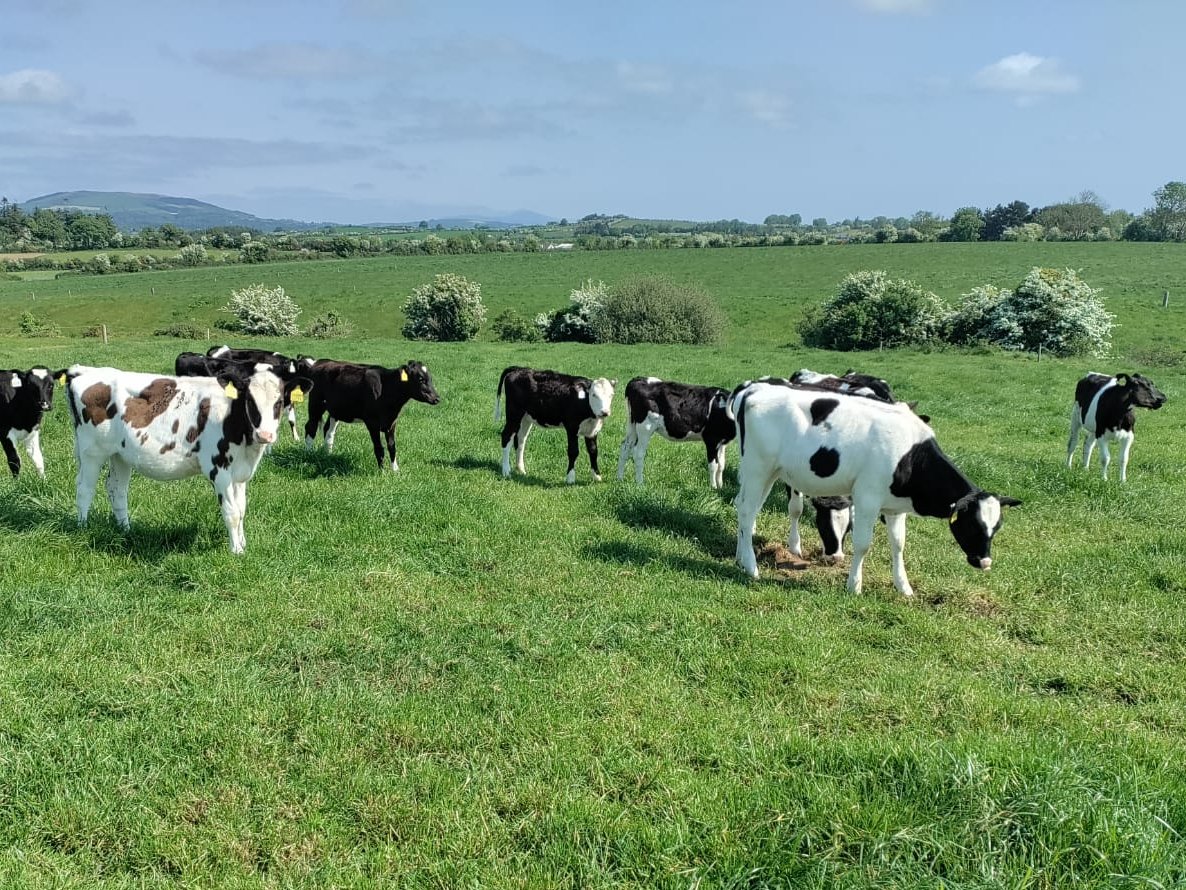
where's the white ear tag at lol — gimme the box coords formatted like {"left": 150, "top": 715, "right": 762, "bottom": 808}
{"left": 577, "top": 389, "right": 586, "bottom": 400}
{"left": 11, "top": 374, "right": 22, "bottom": 388}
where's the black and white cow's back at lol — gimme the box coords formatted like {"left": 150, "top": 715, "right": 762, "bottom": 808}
{"left": 495, "top": 366, "right": 616, "bottom": 484}
{"left": 1067, "top": 372, "right": 1166, "bottom": 482}
{"left": 730, "top": 380, "right": 1019, "bottom": 595}
{"left": 616, "top": 376, "right": 733, "bottom": 489}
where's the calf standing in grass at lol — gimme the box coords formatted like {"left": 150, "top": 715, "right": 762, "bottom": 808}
{"left": 1, "top": 367, "right": 63, "bottom": 478}
{"left": 616, "top": 377, "right": 733, "bottom": 489}
{"left": 302, "top": 359, "right": 440, "bottom": 471}
{"left": 67, "top": 363, "right": 310, "bottom": 553}
{"left": 1067, "top": 372, "right": 1166, "bottom": 482}
{"left": 495, "top": 367, "right": 616, "bottom": 484}
{"left": 731, "top": 380, "right": 1019, "bottom": 595}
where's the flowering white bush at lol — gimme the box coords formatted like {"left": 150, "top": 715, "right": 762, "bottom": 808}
{"left": 401, "top": 273, "right": 485, "bottom": 341}
{"left": 799, "top": 270, "right": 948, "bottom": 350}
{"left": 946, "top": 268, "right": 1113, "bottom": 357}
{"left": 1001, "top": 222, "right": 1046, "bottom": 242}
{"left": 538, "top": 278, "right": 607, "bottom": 342}
{"left": 221, "top": 283, "right": 301, "bottom": 336}
{"left": 176, "top": 243, "right": 208, "bottom": 267}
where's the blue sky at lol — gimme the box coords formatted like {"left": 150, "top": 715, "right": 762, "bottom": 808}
{"left": 2, "top": 0, "right": 1182, "bottom": 225}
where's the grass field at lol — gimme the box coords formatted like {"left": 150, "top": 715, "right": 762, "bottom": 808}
{"left": 1, "top": 245, "right": 1185, "bottom": 887}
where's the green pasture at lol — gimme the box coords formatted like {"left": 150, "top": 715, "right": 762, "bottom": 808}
{"left": 1, "top": 245, "right": 1185, "bottom": 887}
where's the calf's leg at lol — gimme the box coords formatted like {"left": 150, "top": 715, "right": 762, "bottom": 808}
{"left": 734, "top": 464, "right": 778, "bottom": 578}
{"left": 785, "top": 486, "right": 804, "bottom": 557}
{"left": 105, "top": 455, "right": 133, "bottom": 530}
{"left": 845, "top": 497, "right": 880, "bottom": 594}
{"left": 2, "top": 435, "right": 20, "bottom": 478}
{"left": 616, "top": 421, "right": 637, "bottom": 481}
{"left": 564, "top": 425, "right": 581, "bottom": 484}
{"left": 1117, "top": 430, "right": 1134, "bottom": 483}
{"left": 75, "top": 457, "right": 104, "bottom": 525}
{"left": 884, "top": 512, "right": 912, "bottom": 596}
{"left": 584, "top": 435, "right": 602, "bottom": 482}
{"left": 24, "top": 429, "right": 46, "bottom": 478}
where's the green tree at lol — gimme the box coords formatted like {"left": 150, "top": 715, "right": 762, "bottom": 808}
{"left": 983, "top": 201, "right": 1031, "bottom": 241}
{"left": 944, "top": 207, "right": 985, "bottom": 242}
{"left": 1149, "top": 181, "right": 1186, "bottom": 241}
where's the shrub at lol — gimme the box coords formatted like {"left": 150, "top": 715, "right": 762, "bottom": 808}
{"left": 401, "top": 273, "right": 485, "bottom": 341}
{"left": 799, "top": 270, "right": 948, "bottom": 350}
{"left": 19, "top": 311, "right": 61, "bottom": 337}
{"left": 492, "top": 308, "right": 542, "bottom": 342}
{"left": 943, "top": 285, "right": 1010, "bottom": 346}
{"left": 176, "top": 244, "right": 208, "bottom": 267}
{"left": 588, "top": 275, "right": 726, "bottom": 345}
{"left": 240, "top": 241, "right": 270, "bottom": 263}
{"left": 306, "top": 310, "right": 355, "bottom": 339}
{"left": 539, "top": 279, "right": 607, "bottom": 342}
{"left": 221, "top": 283, "right": 301, "bottom": 336}
{"left": 154, "top": 322, "right": 206, "bottom": 339}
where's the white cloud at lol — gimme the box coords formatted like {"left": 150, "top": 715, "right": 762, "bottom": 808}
{"left": 855, "top": 0, "right": 936, "bottom": 13}
{"left": 974, "top": 53, "right": 1080, "bottom": 98}
{"left": 0, "top": 68, "right": 70, "bottom": 104}
{"left": 194, "top": 43, "right": 384, "bottom": 80}
{"left": 738, "top": 90, "right": 793, "bottom": 129}
{"left": 616, "top": 61, "right": 674, "bottom": 95}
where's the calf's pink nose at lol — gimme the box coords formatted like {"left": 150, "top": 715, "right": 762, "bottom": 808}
{"left": 978, "top": 557, "right": 992, "bottom": 570}
{"left": 256, "top": 429, "right": 276, "bottom": 444}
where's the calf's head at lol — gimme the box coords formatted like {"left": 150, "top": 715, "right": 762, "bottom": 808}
{"left": 7, "top": 368, "right": 60, "bottom": 412}
{"left": 219, "top": 365, "right": 312, "bottom": 445}
{"left": 586, "top": 377, "right": 616, "bottom": 419}
{"left": 1118, "top": 373, "right": 1167, "bottom": 410}
{"left": 948, "top": 492, "right": 1021, "bottom": 570}
{"left": 402, "top": 361, "right": 441, "bottom": 405}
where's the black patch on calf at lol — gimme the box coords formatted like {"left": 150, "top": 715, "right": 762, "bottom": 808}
{"left": 810, "top": 398, "right": 839, "bottom": 425}
{"left": 890, "top": 438, "right": 978, "bottom": 519}
{"left": 809, "top": 447, "right": 840, "bottom": 477}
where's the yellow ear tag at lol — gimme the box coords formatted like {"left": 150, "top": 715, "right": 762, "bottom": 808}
{"left": 950, "top": 512, "right": 958, "bottom": 525}
{"left": 290, "top": 387, "right": 304, "bottom": 403}
{"left": 400, "top": 369, "right": 409, "bottom": 382}
{"left": 224, "top": 381, "right": 239, "bottom": 399}
{"left": 57, "top": 373, "right": 67, "bottom": 386}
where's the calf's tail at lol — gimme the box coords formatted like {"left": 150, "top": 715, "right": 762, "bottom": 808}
{"left": 493, "top": 368, "right": 510, "bottom": 423}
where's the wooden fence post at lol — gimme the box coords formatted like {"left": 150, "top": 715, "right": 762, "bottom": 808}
{"left": 1164, "top": 289, "right": 1170, "bottom": 308}
{"left": 102, "top": 324, "right": 108, "bottom": 345}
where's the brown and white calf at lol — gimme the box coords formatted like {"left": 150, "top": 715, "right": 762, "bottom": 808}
{"left": 730, "top": 380, "right": 1019, "bottom": 595}
{"left": 616, "top": 377, "right": 733, "bottom": 488}
{"left": 66, "top": 363, "right": 309, "bottom": 553}
{"left": 1, "top": 367, "right": 64, "bottom": 478}
{"left": 494, "top": 367, "right": 616, "bottom": 484}
{"left": 302, "top": 359, "right": 440, "bottom": 471}
{"left": 1067, "top": 372, "right": 1167, "bottom": 482}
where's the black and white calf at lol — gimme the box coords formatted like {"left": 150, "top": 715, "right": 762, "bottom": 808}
{"left": 790, "top": 368, "right": 896, "bottom": 403}
{"left": 1067, "top": 372, "right": 1166, "bottom": 482}
{"left": 66, "top": 363, "right": 310, "bottom": 553}
{"left": 203, "top": 346, "right": 302, "bottom": 440}
{"left": 302, "top": 359, "right": 440, "bottom": 471}
{"left": 730, "top": 380, "right": 1019, "bottom": 595}
{"left": 1, "top": 367, "right": 63, "bottom": 478}
{"left": 494, "top": 367, "right": 616, "bottom": 484}
{"left": 616, "top": 377, "right": 733, "bottom": 488}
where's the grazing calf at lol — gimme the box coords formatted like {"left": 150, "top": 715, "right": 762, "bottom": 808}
{"left": 302, "top": 359, "right": 440, "bottom": 471}
{"left": 1067, "top": 372, "right": 1167, "bottom": 482}
{"left": 730, "top": 380, "right": 1019, "bottom": 595}
{"left": 495, "top": 367, "right": 616, "bottom": 484}
{"left": 616, "top": 377, "right": 733, "bottom": 488}
{"left": 67, "top": 363, "right": 310, "bottom": 553}
{"left": 790, "top": 368, "right": 896, "bottom": 403}
{"left": 1, "top": 367, "right": 63, "bottom": 478}
{"left": 204, "top": 346, "right": 302, "bottom": 440}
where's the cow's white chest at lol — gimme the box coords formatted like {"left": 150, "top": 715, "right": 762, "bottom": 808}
{"left": 578, "top": 417, "right": 604, "bottom": 438}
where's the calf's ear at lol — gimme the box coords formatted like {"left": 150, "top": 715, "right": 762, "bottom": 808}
{"left": 1115, "top": 372, "right": 1130, "bottom": 385}
{"left": 215, "top": 371, "right": 244, "bottom": 400}
{"left": 998, "top": 495, "right": 1022, "bottom": 507}
{"left": 285, "top": 376, "right": 313, "bottom": 403}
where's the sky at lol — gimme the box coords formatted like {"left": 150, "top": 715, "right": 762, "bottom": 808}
{"left": 2, "top": 0, "right": 1184, "bottom": 226}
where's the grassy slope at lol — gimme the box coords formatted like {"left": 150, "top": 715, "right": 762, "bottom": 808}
{"left": 0, "top": 245, "right": 1185, "bottom": 887}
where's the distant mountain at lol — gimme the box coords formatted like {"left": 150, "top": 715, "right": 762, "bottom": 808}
{"left": 21, "top": 191, "right": 323, "bottom": 232}
{"left": 20, "top": 191, "right": 555, "bottom": 232}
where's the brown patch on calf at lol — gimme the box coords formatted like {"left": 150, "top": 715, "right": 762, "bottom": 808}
{"left": 123, "top": 378, "right": 178, "bottom": 429}
{"left": 80, "top": 383, "right": 116, "bottom": 425}
{"left": 171, "top": 418, "right": 180, "bottom": 434}
{"left": 185, "top": 398, "right": 211, "bottom": 444}
{"left": 160, "top": 441, "right": 177, "bottom": 454}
